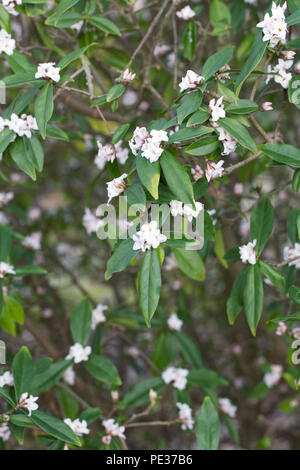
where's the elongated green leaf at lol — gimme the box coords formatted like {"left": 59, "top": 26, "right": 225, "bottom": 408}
{"left": 259, "top": 261, "right": 285, "bottom": 290}
{"left": 259, "top": 143, "right": 300, "bottom": 168}
{"left": 85, "top": 354, "right": 121, "bottom": 386}
{"left": 177, "top": 91, "right": 202, "bottom": 124}
{"left": 226, "top": 266, "right": 249, "bottom": 325}
{"left": 289, "top": 285, "right": 300, "bottom": 305}
{"left": 196, "top": 397, "right": 220, "bottom": 450}
{"left": 219, "top": 117, "right": 257, "bottom": 153}
{"left": 136, "top": 155, "right": 160, "bottom": 200}
{"left": 105, "top": 238, "right": 137, "bottom": 280}
{"left": 234, "top": 32, "right": 267, "bottom": 98}
{"left": 123, "top": 378, "right": 164, "bottom": 407}
{"left": 31, "top": 410, "right": 81, "bottom": 446}
{"left": 244, "top": 264, "right": 264, "bottom": 335}
{"left": 185, "top": 135, "right": 219, "bottom": 155}
{"left": 168, "top": 126, "right": 211, "bottom": 143}
{"left": 226, "top": 99, "right": 258, "bottom": 114}
{"left": 138, "top": 249, "right": 162, "bottom": 327}
{"left": 202, "top": 46, "right": 234, "bottom": 79}
{"left": 70, "top": 299, "right": 92, "bottom": 346}
{"left": 183, "top": 21, "right": 196, "bottom": 61}
{"left": 172, "top": 247, "right": 205, "bottom": 281}
{"left": 160, "top": 150, "right": 194, "bottom": 205}
{"left": 88, "top": 16, "right": 121, "bottom": 36}
{"left": 0, "top": 3, "right": 10, "bottom": 32}
{"left": 45, "top": 0, "right": 81, "bottom": 26}
{"left": 34, "top": 82, "right": 53, "bottom": 139}
{"left": 286, "top": 9, "right": 300, "bottom": 26}
{"left": 32, "top": 360, "right": 72, "bottom": 395}
{"left": 174, "top": 332, "right": 203, "bottom": 368}
{"left": 250, "top": 196, "right": 274, "bottom": 255}
{"left": 58, "top": 44, "right": 95, "bottom": 70}
{"left": 12, "top": 347, "right": 34, "bottom": 400}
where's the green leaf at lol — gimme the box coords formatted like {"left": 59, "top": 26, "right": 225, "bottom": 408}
{"left": 45, "top": 0, "right": 81, "bottom": 26}
{"left": 85, "top": 354, "right": 121, "bottom": 386}
{"left": 136, "top": 154, "right": 160, "bottom": 200}
{"left": 46, "top": 125, "right": 69, "bottom": 141}
{"left": 57, "top": 44, "right": 95, "bottom": 70}
{"left": 185, "top": 135, "right": 219, "bottom": 155}
{"left": 260, "top": 261, "right": 285, "bottom": 290}
{"left": 174, "top": 332, "right": 203, "bottom": 368}
{"left": 34, "top": 82, "right": 53, "bottom": 139}
{"left": 123, "top": 378, "right": 164, "bottom": 407}
{"left": 31, "top": 410, "right": 81, "bottom": 446}
{"left": 168, "top": 126, "right": 211, "bottom": 143}
{"left": 0, "top": 4, "right": 10, "bottom": 32}
{"left": 4, "top": 72, "right": 39, "bottom": 88}
{"left": 172, "top": 247, "right": 205, "bottom": 281}
{"left": 292, "top": 169, "right": 300, "bottom": 194}
{"left": 177, "top": 92, "right": 202, "bottom": 124}
{"left": 286, "top": 9, "right": 300, "bottom": 26}
{"left": 186, "top": 109, "right": 210, "bottom": 127}
{"left": 250, "top": 196, "right": 274, "bottom": 255}
{"left": 79, "top": 408, "right": 102, "bottom": 424}
{"left": 14, "top": 265, "right": 47, "bottom": 276}
{"left": 226, "top": 266, "right": 249, "bottom": 325}
{"left": 105, "top": 237, "right": 137, "bottom": 280}
{"left": 12, "top": 346, "right": 34, "bottom": 400}
{"left": 29, "top": 136, "right": 44, "bottom": 172}
{"left": 289, "top": 285, "right": 300, "bottom": 305}
{"left": 70, "top": 299, "right": 92, "bottom": 346}
{"left": 0, "top": 225, "right": 11, "bottom": 261}
{"left": 32, "top": 360, "right": 72, "bottom": 395}
{"left": 234, "top": 32, "right": 267, "bottom": 98}
{"left": 10, "top": 138, "right": 36, "bottom": 180}
{"left": 259, "top": 143, "right": 300, "bottom": 168}
{"left": 106, "top": 84, "right": 125, "bottom": 103}
{"left": 160, "top": 150, "right": 195, "bottom": 205}
{"left": 210, "top": 0, "right": 231, "bottom": 36}
{"left": 3, "top": 296, "right": 24, "bottom": 325}
{"left": 219, "top": 117, "right": 257, "bottom": 153}
{"left": 138, "top": 249, "right": 162, "bottom": 327}
{"left": 189, "top": 368, "right": 228, "bottom": 390}
{"left": 183, "top": 21, "right": 197, "bottom": 61}
{"left": 244, "top": 264, "right": 264, "bottom": 335}
{"left": 202, "top": 46, "right": 234, "bottom": 79}
{"left": 112, "top": 124, "right": 130, "bottom": 145}
{"left": 125, "top": 181, "right": 146, "bottom": 206}
{"left": 88, "top": 16, "right": 121, "bottom": 36}
{"left": 226, "top": 99, "right": 258, "bottom": 114}
{"left": 196, "top": 396, "right": 220, "bottom": 450}
{"left": 0, "top": 129, "right": 15, "bottom": 154}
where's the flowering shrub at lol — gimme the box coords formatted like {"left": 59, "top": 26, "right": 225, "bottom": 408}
{"left": 0, "top": 0, "right": 300, "bottom": 451}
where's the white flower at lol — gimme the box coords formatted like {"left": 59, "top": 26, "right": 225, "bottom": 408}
{"left": 102, "top": 419, "right": 126, "bottom": 440}
{"left": 283, "top": 243, "right": 300, "bottom": 269}
{"left": 6, "top": 113, "right": 38, "bottom": 138}
{"left": 64, "top": 418, "right": 89, "bottom": 436}
{"left": 170, "top": 200, "right": 203, "bottom": 222}
{"left": 121, "top": 68, "right": 136, "bottom": 83}
{"left": 132, "top": 220, "right": 167, "bottom": 252}
{"left": 256, "top": 2, "right": 287, "bottom": 48}
{"left": 129, "top": 127, "right": 149, "bottom": 156}
{"left": 2, "top": 0, "right": 22, "bottom": 16}
{"left": 281, "top": 50, "right": 296, "bottom": 60}
{"left": 0, "top": 191, "right": 13, "bottom": 207}
{"left": 107, "top": 173, "right": 127, "bottom": 204}
{"left": 217, "top": 127, "right": 237, "bottom": 155}
{"left": 0, "top": 262, "right": 15, "bottom": 278}
{"left": 19, "top": 392, "right": 39, "bottom": 416}
{"left": 141, "top": 139, "right": 164, "bottom": 162}
{"left": 0, "top": 422, "right": 11, "bottom": 442}
{"left": 176, "top": 403, "right": 194, "bottom": 431}
{"left": 292, "top": 327, "right": 300, "bottom": 340}
{"left": 260, "top": 101, "right": 273, "bottom": 111}
{"left": 82, "top": 208, "right": 103, "bottom": 235}
{"left": 275, "top": 321, "right": 287, "bottom": 336}
{"left": 149, "top": 129, "right": 168, "bottom": 144}
{"left": 35, "top": 62, "right": 61, "bottom": 82}
{"left": 70, "top": 20, "right": 84, "bottom": 32}
{"left": 94, "top": 141, "right": 116, "bottom": 170}
{"left": 273, "top": 59, "right": 293, "bottom": 88}
{"left": 162, "top": 367, "right": 189, "bottom": 390}
{"left": 92, "top": 304, "right": 108, "bottom": 329}
{"left": 263, "top": 364, "right": 282, "bottom": 387}
{"left": 176, "top": 5, "right": 195, "bottom": 21}
{"left": 218, "top": 64, "right": 231, "bottom": 82}
{"left": 0, "top": 371, "right": 14, "bottom": 387}
{"left": 66, "top": 343, "right": 91, "bottom": 364}
{"left": 22, "top": 232, "right": 42, "bottom": 250}
{"left": 167, "top": 313, "right": 183, "bottom": 331}
{"left": 179, "top": 70, "right": 204, "bottom": 92}
{"left": 191, "top": 165, "right": 204, "bottom": 181}
{"left": 205, "top": 160, "right": 224, "bottom": 182}
{"left": 218, "top": 398, "right": 237, "bottom": 418}
{"left": 63, "top": 366, "right": 75, "bottom": 386}
{"left": 239, "top": 239, "right": 257, "bottom": 265}
{"left": 102, "top": 435, "right": 112, "bottom": 445}
{"left": 115, "top": 141, "right": 129, "bottom": 165}
{"left": 209, "top": 97, "right": 226, "bottom": 122}
{"left": 0, "top": 29, "right": 16, "bottom": 55}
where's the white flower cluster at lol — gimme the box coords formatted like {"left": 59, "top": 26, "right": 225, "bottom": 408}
{"left": 0, "top": 191, "right": 13, "bottom": 208}
{"left": 275, "top": 321, "right": 287, "bottom": 336}
{"left": 0, "top": 422, "right": 11, "bottom": 442}
{"left": 284, "top": 243, "right": 300, "bottom": 269}
{"left": 0, "top": 28, "right": 16, "bottom": 55}
{"left": 191, "top": 164, "right": 204, "bottom": 181}
{"left": 239, "top": 239, "right": 257, "bottom": 265}
{"left": 167, "top": 313, "right": 183, "bottom": 331}
{"left": 92, "top": 303, "right": 108, "bottom": 329}
{"left": 162, "top": 366, "right": 189, "bottom": 390}
{"left": 2, "top": 0, "right": 22, "bottom": 16}
{"left": 129, "top": 127, "right": 168, "bottom": 163}
{"left": 266, "top": 59, "right": 293, "bottom": 89}
{"left": 0, "top": 370, "right": 14, "bottom": 387}
{"left": 35, "top": 62, "right": 61, "bottom": 82}
{"left": 218, "top": 398, "right": 237, "bottom": 418}
{"left": 82, "top": 208, "right": 103, "bottom": 235}
{"left": 0, "top": 113, "right": 38, "bottom": 138}
{"left": 64, "top": 418, "right": 89, "bottom": 437}
{"left": 22, "top": 232, "right": 42, "bottom": 251}
{"left": 66, "top": 343, "right": 91, "bottom": 364}
{"left": 176, "top": 5, "right": 195, "bottom": 21}
{"left": 257, "top": 1, "right": 287, "bottom": 48}
{"left": 205, "top": 160, "right": 225, "bottom": 182}
{"left": 121, "top": 68, "right": 136, "bottom": 83}
{"left": 263, "top": 364, "right": 282, "bottom": 388}
{"left": 132, "top": 221, "right": 167, "bottom": 252}
{"left": 179, "top": 70, "right": 204, "bottom": 92}
{"left": 0, "top": 261, "right": 15, "bottom": 278}
{"left": 102, "top": 418, "right": 126, "bottom": 444}
{"left": 176, "top": 402, "right": 194, "bottom": 431}
{"left": 94, "top": 140, "right": 128, "bottom": 170}
{"left": 217, "top": 127, "right": 237, "bottom": 155}
{"left": 107, "top": 173, "right": 127, "bottom": 204}
{"left": 170, "top": 200, "right": 203, "bottom": 222}
{"left": 209, "top": 97, "right": 226, "bottom": 122}
{"left": 19, "top": 392, "right": 39, "bottom": 416}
